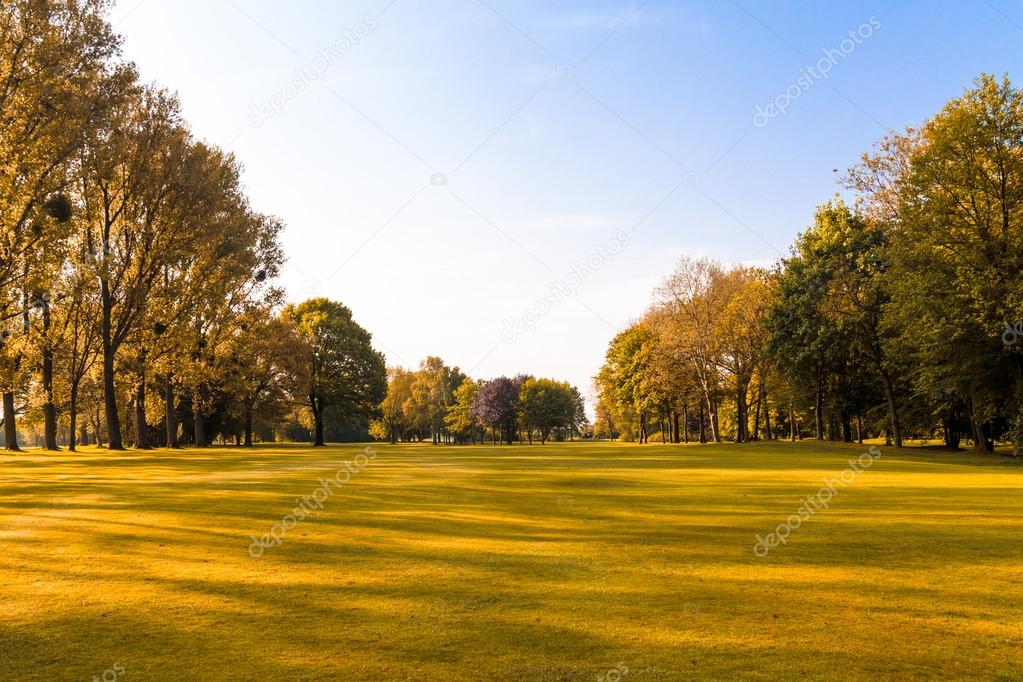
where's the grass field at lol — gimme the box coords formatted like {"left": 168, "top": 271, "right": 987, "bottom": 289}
{"left": 2, "top": 440, "right": 1022, "bottom": 680}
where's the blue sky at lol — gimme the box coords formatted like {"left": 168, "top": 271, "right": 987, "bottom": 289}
{"left": 111, "top": 0, "right": 1023, "bottom": 412}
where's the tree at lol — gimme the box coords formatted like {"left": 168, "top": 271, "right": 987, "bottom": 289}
{"left": 517, "top": 377, "right": 577, "bottom": 444}
{"left": 226, "top": 312, "right": 308, "bottom": 446}
{"left": 712, "top": 266, "right": 773, "bottom": 443}
{"left": 445, "top": 379, "right": 482, "bottom": 443}
{"left": 471, "top": 376, "right": 520, "bottom": 445}
{"left": 79, "top": 85, "right": 191, "bottom": 449}
{"left": 379, "top": 366, "right": 415, "bottom": 443}
{"left": 0, "top": 0, "right": 122, "bottom": 449}
{"left": 654, "top": 258, "right": 727, "bottom": 442}
{"left": 407, "top": 356, "right": 464, "bottom": 444}
{"left": 283, "top": 298, "right": 386, "bottom": 446}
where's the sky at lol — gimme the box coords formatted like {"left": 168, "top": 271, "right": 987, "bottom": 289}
{"left": 110, "top": 0, "right": 1023, "bottom": 414}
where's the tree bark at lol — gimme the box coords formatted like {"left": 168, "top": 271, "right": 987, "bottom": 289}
{"left": 709, "top": 399, "right": 720, "bottom": 442}
{"left": 41, "top": 303, "right": 58, "bottom": 450}
{"left": 698, "top": 402, "right": 706, "bottom": 443}
{"left": 311, "top": 394, "right": 325, "bottom": 446}
{"left": 194, "top": 396, "right": 208, "bottom": 447}
{"left": 3, "top": 392, "right": 20, "bottom": 452}
{"left": 68, "top": 383, "right": 79, "bottom": 452}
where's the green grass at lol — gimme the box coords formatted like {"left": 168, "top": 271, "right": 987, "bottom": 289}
{"left": 1, "top": 440, "right": 1022, "bottom": 680}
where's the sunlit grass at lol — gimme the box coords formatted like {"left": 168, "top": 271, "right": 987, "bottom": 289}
{"left": 1, "top": 440, "right": 1021, "bottom": 680}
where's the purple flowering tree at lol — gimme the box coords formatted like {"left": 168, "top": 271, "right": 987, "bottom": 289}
{"left": 471, "top": 376, "right": 521, "bottom": 444}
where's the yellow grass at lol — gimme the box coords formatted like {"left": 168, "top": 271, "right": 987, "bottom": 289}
{"left": 1, "top": 440, "right": 1021, "bottom": 680}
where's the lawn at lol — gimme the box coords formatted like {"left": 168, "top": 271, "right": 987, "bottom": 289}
{"left": 1, "top": 440, "right": 1022, "bottom": 680}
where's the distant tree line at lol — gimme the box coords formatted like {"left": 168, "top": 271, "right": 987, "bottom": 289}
{"left": 596, "top": 75, "right": 1023, "bottom": 455}
{"left": 374, "top": 358, "right": 587, "bottom": 445}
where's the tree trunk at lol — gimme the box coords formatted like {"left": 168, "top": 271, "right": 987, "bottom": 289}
{"left": 311, "top": 395, "right": 325, "bottom": 446}
{"left": 752, "top": 381, "right": 762, "bottom": 441}
{"left": 165, "top": 378, "right": 178, "bottom": 447}
{"left": 698, "top": 402, "right": 706, "bottom": 443}
{"left": 101, "top": 344, "right": 123, "bottom": 449}
{"left": 134, "top": 375, "right": 148, "bottom": 449}
{"left": 814, "top": 369, "right": 824, "bottom": 440}
{"left": 970, "top": 392, "right": 993, "bottom": 453}
{"left": 736, "top": 381, "right": 747, "bottom": 443}
{"left": 790, "top": 400, "right": 797, "bottom": 442}
{"left": 683, "top": 403, "right": 689, "bottom": 443}
{"left": 68, "top": 383, "right": 79, "bottom": 452}
{"left": 194, "top": 396, "right": 208, "bottom": 447}
{"left": 41, "top": 303, "right": 58, "bottom": 450}
{"left": 879, "top": 368, "right": 903, "bottom": 448}
{"left": 308, "top": 394, "right": 325, "bottom": 447}
{"left": 3, "top": 392, "right": 20, "bottom": 452}
{"left": 710, "top": 399, "right": 720, "bottom": 442}
{"left": 244, "top": 402, "right": 254, "bottom": 446}
{"left": 100, "top": 271, "right": 124, "bottom": 450}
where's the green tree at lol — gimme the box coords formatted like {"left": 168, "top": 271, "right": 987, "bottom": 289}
{"left": 283, "top": 298, "right": 386, "bottom": 446}
{"left": 445, "top": 379, "right": 482, "bottom": 443}
{"left": 517, "top": 377, "right": 577, "bottom": 444}
{"left": 850, "top": 74, "right": 1023, "bottom": 452}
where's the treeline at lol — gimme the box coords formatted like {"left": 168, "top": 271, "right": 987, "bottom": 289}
{"left": 596, "top": 75, "right": 1023, "bottom": 454}
{"left": 375, "top": 357, "right": 586, "bottom": 445}
{"left": 0, "top": 1, "right": 389, "bottom": 450}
